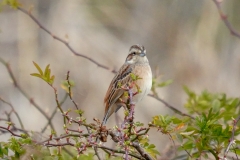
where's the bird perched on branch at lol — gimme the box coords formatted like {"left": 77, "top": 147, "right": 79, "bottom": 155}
{"left": 103, "top": 44, "right": 152, "bottom": 124}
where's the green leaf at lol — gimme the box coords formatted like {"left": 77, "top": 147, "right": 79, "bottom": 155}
{"left": 30, "top": 73, "right": 42, "bottom": 78}
{"left": 77, "top": 153, "right": 95, "bottom": 160}
{"left": 2, "top": 0, "right": 21, "bottom": 9}
{"left": 182, "top": 141, "right": 194, "bottom": 150}
{"left": 134, "top": 121, "right": 144, "bottom": 127}
{"left": 44, "top": 64, "right": 50, "bottom": 77}
{"left": 51, "top": 130, "right": 56, "bottom": 135}
{"left": 230, "top": 98, "right": 240, "bottom": 108}
{"left": 144, "top": 142, "right": 160, "bottom": 158}
{"left": 180, "top": 130, "right": 195, "bottom": 136}
{"left": 32, "top": 61, "right": 43, "bottom": 75}
{"left": 176, "top": 133, "right": 183, "bottom": 143}
{"left": 50, "top": 75, "right": 55, "bottom": 82}
{"left": 157, "top": 79, "right": 173, "bottom": 87}
{"left": 212, "top": 99, "right": 221, "bottom": 112}
{"left": 0, "top": 144, "right": 8, "bottom": 157}
{"left": 130, "top": 73, "right": 137, "bottom": 81}
{"left": 31, "top": 62, "right": 55, "bottom": 85}
{"left": 74, "top": 110, "right": 84, "bottom": 115}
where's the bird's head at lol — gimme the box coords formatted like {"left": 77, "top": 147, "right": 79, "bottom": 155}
{"left": 126, "top": 44, "right": 148, "bottom": 64}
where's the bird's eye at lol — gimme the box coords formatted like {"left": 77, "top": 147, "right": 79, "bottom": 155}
{"left": 132, "top": 52, "right": 136, "bottom": 55}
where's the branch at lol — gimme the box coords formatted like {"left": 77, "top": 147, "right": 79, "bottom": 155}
{"left": 17, "top": 7, "right": 117, "bottom": 74}
{"left": 131, "top": 142, "right": 153, "bottom": 160}
{"left": 0, "top": 97, "right": 24, "bottom": 130}
{"left": 48, "top": 84, "right": 66, "bottom": 125}
{"left": 15, "top": 6, "right": 185, "bottom": 121}
{"left": 44, "top": 142, "right": 75, "bottom": 147}
{"left": 224, "top": 115, "right": 240, "bottom": 158}
{"left": 99, "top": 146, "right": 144, "bottom": 160}
{"left": 0, "top": 58, "right": 56, "bottom": 132}
{"left": 38, "top": 133, "right": 89, "bottom": 145}
{"left": 66, "top": 71, "right": 79, "bottom": 110}
{"left": 212, "top": 0, "right": 240, "bottom": 39}
{"left": 41, "top": 93, "right": 68, "bottom": 133}
{"left": 0, "top": 126, "right": 22, "bottom": 138}
{"left": 148, "top": 94, "right": 194, "bottom": 119}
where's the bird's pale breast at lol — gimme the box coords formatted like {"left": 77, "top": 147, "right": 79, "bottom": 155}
{"left": 131, "top": 63, "right": 152, "bottom": 104}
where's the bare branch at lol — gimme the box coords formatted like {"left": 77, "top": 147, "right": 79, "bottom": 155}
{"left": 17, "top": 7, "right": 117, "bottom": 74}
{"left": 148, "top": 94, "right": 194, "bottom": 119}
{"left": 212, "top": 0, "right": 240, "bottom": 39}
{"left": 0, "top": 126, "right": 22, "bottom": 138}
{"left": 0, "top": 97, "right": 24, "bottom": 130}
{"left": 0, "top": 58, "right": 56, "bottom": 132}
{"left": 41, "top": 93, "right": 68, "bottom": 133}
{"left": 66, "top": 71, "right": 79, "bottom": 110}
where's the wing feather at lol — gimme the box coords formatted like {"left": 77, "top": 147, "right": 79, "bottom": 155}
{"left": 103, "top": 64, "right": 133, "bottom": 122}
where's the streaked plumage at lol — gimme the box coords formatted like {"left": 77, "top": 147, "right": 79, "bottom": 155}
{"left": 103, "top": 44, "right": 152, "bottom": 124}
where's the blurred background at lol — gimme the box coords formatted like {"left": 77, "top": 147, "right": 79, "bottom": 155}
{"left": 0, "top": 0, "right": 240, "bottom": 158}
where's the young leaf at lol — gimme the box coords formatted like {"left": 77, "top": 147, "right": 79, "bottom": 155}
{"left": 32, "top": 61, "right": 43, "bottom": 75}
{"left": 44, "top": 64, "right": 50, "bottom": 77}
{"left": 30, "top": 62, "right": 55, "bottom": 85}
{"left": 30, "top": 73, "right": 42, "bottom": 78}
{"left": 157, "top": 79, "right": 173, "bottom": 87}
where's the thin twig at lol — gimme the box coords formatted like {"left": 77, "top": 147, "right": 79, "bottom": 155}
{"left": 224, "top": 115, "right": 240, "bottom": 157}
{"left": 65, "top": 71, "right": 101, "bottom": 159}
{"left": 0, "top": 126, "right": 28, "bottom": 136}
{"left": 0, "top": 97, "right": 24, "bottom": 130}
{"left": 130, "top": 128, "right": 150, "bottom": 142}
{"left": 41, "top": 93, "right": 68, "bottom": 133}
{"left": 38, "top": 133, "right": 89, "bottom": 145}
{"left": 0, "top": 58, "right": 56, "bottom": 132}
{"left": 17, "top": 7, "right": 117, "bottom": 74}
{"left": 66, "top": 71, "right": 79, "bottom": 110}
{"left": 212, "top": 0, "right": 240, "bottom": 39}
{"left": 148, "top": 94, "right": 194, "bottom": 119}
{"left": 99, "top": 146, "right": 144, "bottom": 160}
{"left": 47, "top": 84, "right": 67, "bottom": 126}
{"left": 44, "top": 142, "right": 75, "bottom": 147}
{"left": 0, "top": 126, "right": 22, "bottom": 138}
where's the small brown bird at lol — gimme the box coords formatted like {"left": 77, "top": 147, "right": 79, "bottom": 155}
{"left": 103, "top": 44, "right": 152, "bottom": 124}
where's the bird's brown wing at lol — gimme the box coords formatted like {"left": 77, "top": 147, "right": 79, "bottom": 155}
{"left": 103, "top": 64, "right": 133, "bottom": 123}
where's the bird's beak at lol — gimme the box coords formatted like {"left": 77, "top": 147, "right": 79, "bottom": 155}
{"left": 140, "top": 52, "right": 146, "bottom": 57}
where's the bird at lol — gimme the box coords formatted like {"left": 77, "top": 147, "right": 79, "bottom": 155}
{"left": 102, "top": 44, "right": 152, "bottom": 124}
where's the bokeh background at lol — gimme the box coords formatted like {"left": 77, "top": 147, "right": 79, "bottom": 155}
{"left": 1, "top": 0, "right": 240, "bottom": 158}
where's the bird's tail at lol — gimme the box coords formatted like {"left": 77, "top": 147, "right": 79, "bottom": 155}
{"left": 102, "top": 112, "right": 109, "bottom": 125}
